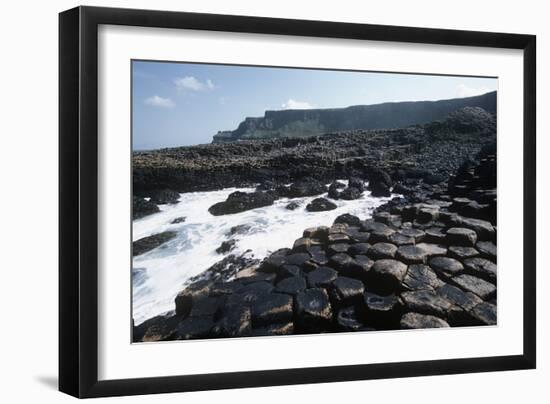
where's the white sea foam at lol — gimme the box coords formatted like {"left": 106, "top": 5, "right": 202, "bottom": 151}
{"left": 132, "top": 182, "right": 394, "bottom": 324}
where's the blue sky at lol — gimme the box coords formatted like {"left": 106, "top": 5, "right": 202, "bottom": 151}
{"left": 132, "top": 60, "right": 497, "bottom": 150}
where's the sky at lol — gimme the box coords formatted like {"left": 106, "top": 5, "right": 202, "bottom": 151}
{"left": 132, "top": 60, "right": 497, "bottom": 150}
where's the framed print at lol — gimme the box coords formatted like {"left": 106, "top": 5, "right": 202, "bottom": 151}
{"left": 59, "top": 6, "right": 536, "bottom": 398}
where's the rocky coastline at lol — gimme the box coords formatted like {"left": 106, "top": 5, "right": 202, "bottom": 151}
{"left": 132, "top": 107, "right": 497, "bottom": 341}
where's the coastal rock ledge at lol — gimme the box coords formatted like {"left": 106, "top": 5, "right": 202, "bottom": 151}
{"left": 133, "top": 146, "right": 497, "bottom": 341}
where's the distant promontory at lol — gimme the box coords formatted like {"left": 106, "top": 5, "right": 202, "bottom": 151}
{"left": 212, "top": 91, "right": 496, "bottom": 143}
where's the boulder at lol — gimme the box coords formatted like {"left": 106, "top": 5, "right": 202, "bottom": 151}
{"left": 348, "top": 177, "right": 365, "bottom": 192}
{"left": 170, "top": 216, "right": 187, "bottom": 224}
{"left": 149, "top": 189, "right": 180, "bottom": 204}
{"left": 133, "top": 196, "right": 160, "bottom": 220}
{"left": 216, "top": 239, "right": 237, "bottom": 254}
{"left": 306, "top": 197, "right": 337, "bottom": 212}
{"left": 286, "top": 178, "right": 327, "bottom": 198}
{"left": 226, "top": 224, "right": 252, "bottom": 236}
{"left": 133, "top": 231, "right": 177, "bottom": 256}
{"left": 209, "top": 191, "right": 276, "bottom": 215}
{"left": 334, "top": 213, "right": 361, "bottom": 227}
{"left": 340, "top": 186, "right": 363, "bottom": 200}
{"left": 285, "top": 201, "right": 301, "bottom": 210}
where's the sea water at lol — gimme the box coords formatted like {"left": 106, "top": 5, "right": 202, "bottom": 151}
{"left": 132, "top": 182, "right": 393, "bottom": 324}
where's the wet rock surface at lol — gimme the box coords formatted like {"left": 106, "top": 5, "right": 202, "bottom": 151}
{"left": 133, "top": 110, "right": 498, "bottom": 341}
{"left": 133, "top": 231, "right": 177, "bottom": 257}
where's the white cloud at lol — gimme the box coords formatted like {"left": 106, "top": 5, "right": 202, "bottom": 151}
{"left": 144, "top": 95, "right": 175, "bottom": 108}
{"left": 455, "top": 84, "right": 492, "bottom": 98}
{"left": 174, "top": 76, "right": 215, "bottom": 92}
{"left": 281, "top": 99, "right": 315, "bottom": 109}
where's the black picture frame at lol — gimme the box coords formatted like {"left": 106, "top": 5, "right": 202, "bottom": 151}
{"left": 59, "top": 5, "right": 536, "bottom": 398}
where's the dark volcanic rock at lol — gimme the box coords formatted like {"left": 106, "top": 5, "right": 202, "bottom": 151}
{"left": 213, "top": 305, "right": 252, "bottom": 337}
{"left": 252, "top": 322, "right": 294, "bottom": 336}
{"left": 363, "top": 292, "right": 402, "bottom": 329}
{"left": 209, "top": 191, "right": 276, "bottom": 215}
{"left": 295, "top": 288, "right": 333, "bottom": 331}
{"left": 175, "top": 280, "right": 212, "bottom": 317}
{"left": 476, "top": 241, "right": 497, "bottom": 261}
{"left": 368, "top": 242, "right": 398, "bottom": 259}
{"left": 133, "top": 196, "right": 160, "bottom": 220}
{"left": 285, "top": 178, "right": 327, "bottom": 198}
{"left": 329, "top": 276, "right": 365, "bottom": 305}
{"left": 429, "top": 256, "right": 464, "bottom": 278}
{"left": 306, "top": 197, "right": 337, "bottom": 212}
{"left": 251, "top": 293, "right": 294, "bottom": 325}
{"left": 133, "top": 314, "right": 180, "bottom": 342}
{"left": 334, "top": 213, "right": 361, "bottom": 227}
{"left": 448, "top": 246, "right": 479, "bottom": 260}
{"left": 226, "top": 224, "right": 252, "bottom": 236}
{"left": 370, "top": 259, "right": 408, "bottom": 292}
{"left": 340, "top": 186, "right": 363, "bottom": 200}
{"left": 216, "top": 239, "right": 237, "bottom": 254}
{"left": 463, "top": 257, "right": 497, "bottom": 283}
{"left": 175, "top": 317, "right": 215, "bottom": 340}
{"left": 329, "top": 253, "right": 354, "bottom": 271}
{"left": 436, "top": 283, "right": 482, "bottom": 312}
{"left": 170, "top": 216, "right": 186, "bottom": 224}
{"left": 285, "top": 201, "right": 301, "bottom": 210}
{"left": 336, "top": 306, "right": 366, "bottom": 331}
{"left": 149, "top": 189, "right": 180, "bottom": 204}
{"left": 133, "top": 231, "right": 177, "bottom": 256}
{"left": 400, "top": 290, "right": 453, "bottom": 318}
{"left": 446, "top": 227, "right": 478, "bottom": 246}
{"left": 275, "top": 276, "right": 307, "bottom": 295}
{"left": 470, "top": 302, "right": 497, "bottom": 325}
{"left": 400, "top": 312, "right": 450, "bottom": 329}
{"left": 396, "top": 245, "right": 429, "bottom": 264}
{"left": 307, "top": 266, "right": 339, "bottom": 288}
{"left": 452, "top": 274, "right": 496, "bottom": 300}
{"left": 402, "top": 264, "right": 444, "bottom": 291}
